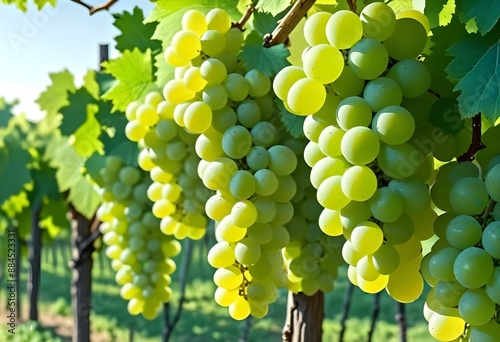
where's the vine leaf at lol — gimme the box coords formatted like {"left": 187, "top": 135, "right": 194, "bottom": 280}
{"left": 0, "top": 98, "right": 16, "bottom": 128}
{"left": 72, "top": 104, "right": 105, "bottom": 158}
{"left": 59, "top": 88, "right": 95, "bottom": 136}
{"left": 113, "top": 7, "right": 162, "bottom": 53}
{"left": 36, "top": 70, "right": 76, "bottom": 117}
{"left": 275, "top": 98, "right": 304, "bottom": 138}
{"left": 30, "top": 161, "right": 59, "bottom": 205}
{"left": 154, "top": 52, "right": 175, "bottom": 88}
{"left": 455, "top": 0, "right": 500, "bottom": 35}
{"left": 448, "top": 40, "right": 500, "bottom": 123}
{"left": 255, "top": 0, "right": 291, "bottom": 16}
{"left": 0, "top": 133, "right": 32, "bottom": 203}
{"left": 40, "top": 199, "right": 71, "bottom": 238}
{"left": 102, "top": 48, "right": 157, "bottom": 112}
{"left": 240, "top": 31, "right": 291, "bottom": 76}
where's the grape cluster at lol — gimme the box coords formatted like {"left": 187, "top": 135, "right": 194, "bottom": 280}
{"left": 284, "top": 144, "right": 345, "bottom": 295}
{"left": 96, "top": 156, "right": 180, "bottom": 319}
{"left": 273, "top": 4, "right": 441, "bottom": 302}
{"left": 157, "top": 8, "right": 299, "bottom": 320}
{"left": 125, "top": 92, "right": 211, "bottom": 240}
{"left": 421, "top": 148, "right": 500, "bottom": 340}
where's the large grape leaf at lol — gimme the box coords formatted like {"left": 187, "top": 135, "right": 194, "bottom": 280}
{"left": 59, "top": 88, "right": 95, "bottom": 136}
{"left": 66, "top": 175, "right": 100, "bottom": 218}
{"left": 240, "top": 31, "right": 291, "bottom": 76}
{"left": 275, "top": 98, "right": 304, "bottom": 138}
{"left": 83, "top": 70, "right": 99, "bottom": 100}
{"left": 0, "top": 132, "right": 32, "bottom": 203}
{"left": 39, "top": 199, "right": 70, "bottom": 238}
{"left": 113, "top": 7, "right": 162, "bottom": 53}
{"left": 253, "top": 10, "right": 287, "bottom": 37}
{"left": 72, "top": 104, "right": 104, "bottom": 158}
{"left": 446, "top": 39, "right": 491, "bottom": 82}
{"left": 255, "top": 0, "right": 290, "bottom": 16}
{"left": 448, "top": 40, "right": 500, "bottom": 122}
{"left": 455, "top": 0, "right": 500, "bottom": 35}
{"left": 102, "top": 48, "right": 157, "bottom": 112}
{"left": 36, "top": 70, "right": 76, "bottom": 117}
{"left": 30, "top": 161, "right": 59, "bottom": 205}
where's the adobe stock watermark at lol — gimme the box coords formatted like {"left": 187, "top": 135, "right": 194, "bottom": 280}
{"left": 5, "top": 228, "right": 17, "bottom": 335}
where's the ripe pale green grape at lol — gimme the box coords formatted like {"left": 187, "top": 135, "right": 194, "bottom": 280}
{"left": 470, "top": 320, "right": 500, "bottom": 342}
{"left": 236, "top": 100, "right": 261, "bottom": 128}
{"left": 388, "top": 178, "right": 430, "bottom": 214}
{"left": 397, "top": 10, "right": 430, "bottom": 33}
{"left": 340, "top": 126, "right": 380, "bottom": 165}
{"left": 368, "top": 187, "right": 404, "bottom": 223}
{"left": 325, "top": 10, "right": 363, "bottom": 49}
{"left": 357, "top": 255, "right": 380, "bottom": 281}
{"left": 372, "top": 243, "right": 399, "bottom": 275}
{"left": 183, "top": 66, "right": 207, "bottom": 92}
{"left": 214, "top": 287, "right": 238, "bottom": 307}
{"left": 222, "top": 125, "right": 252, "bottom": 159}
{"left": 200, "top": 58, "right": 227, "bottom": 85}
{"left": 372, "top": 105, "right": 415, "bottom": 145}
{"left": 303, "top": 141, "right": 325, "bottom": 167}
{"left": 383, "top": 18, "right": 427, "bottom": 60}
{"left": 350, "top": 221, "right": 383, "bottom": 255}
{"left": 201, "top": 29, "right": 226, "bottom": 56}
{"left": 287, "top": 78, "right": 326, "bottom": 115}
{"left": 449, "top": 177, "right": 489, "bottom": 215}
{"left": 245, "top": 69, "right": 271, "bottom": 97}
{"left": 203, "top": 84, "right": 228, "bottom": 110}
{"left": 183, "top": 101, "right": 212, "bottom": 133}
{"left": 454, "top": 247, "right": 494, "bottom": 289}
{"left": 387, "top": 59, "right": 431, "bottom": 98}
{"left": 336, "top": 96, "right": 372, "bottom": 130}
{"left": 205, "top": 193, "right": 235, "bottom": 221}
{"left": 136, "top": 103, "right": 159, "bottom": 127}
{"left": 485, "top": 164, "right": 500, "bottom": 201}
{"left": 357, "top": 274, "right": 389, "bottom": 294}
{"left": 330, "top": 65, "right": 365, "bottom": 97}
{"left": 214, "top": 265, "right": 243, "bottom": 290}
{"left": 303, "top": 115, "right": 328, "bottom": 143}
{"left": 211, "top": 107, "right": 237, "bottom": 134}
{"left": 340, "top": 200, "right": 372, "bottom": 230}
{"left": 363, "top": 77, "right": 402, "bottom": 112}
{"left": 222, "top": 73, "right": 249, "bottom": 101}
{"left": 360, "top": 2, "right": 396, "bottom": 41}
{"left": 348, "top": 38, "right": 388, "bottom": 80}
{"left": 171, "top": 30, "right": 201, "bottom": 60}
{"left": 318, "top": 126, "right": 344, "bottom": 157}
{"left": 303, "top": 44, "right": 344, "bottom": 84}
{"left": 303, "top": 12, "right": 331, "bottom": 46}
{"left": 235, "top": 238, "right": 261, "bottom": 265}
{"left": 202, "top": 157, "right": 237, "bottom": 190}
{"left": 182, "top": 9, "right": 207, "bottom": 36}
{"left": 319, "top": 208, "right": 343, "bottom": 236}
{"left": 224, "top": 27, "right": 244, "bottom": 53}
{"left": 267, "top": 145, "right": 297, "bottom": 176}
{"left": 125, "top": 120, "right": 147, "bottom": 142}
{"left": 216, "top": 216, "right": 247, "bottom": 242}
{"left": 254, "top": 169, "right": 279, "bottom": 196}
{"left": 377, "top": 143, "right": 419, "bottom": 179}
{"left": 428, "top": 311, "right": 467, "bottom": 342}
{"left": 163, "top": 79, "right": 195, "bottom": 104}
{"left": 342, "top": 240, "right": 364, "bottom": 265}
{"left": 382, "top": 214, "right": 414, "bottom": 244}
{"left": 195, "top": 133, "right": 224, "bottom": 161}
{"left": 229, "top": 295, "right": 251, "bottom": 320}
{"left": 246, "top": 146, "right": 269, "bottom": 171}
{"left": 270, "top": 175, "right": 297, "bottom": 203}
{"left": 164, "top": 46, "right": 189, "bottom": 67}
{"left": 208, "top": 242, "right": 235, "bottom": 268}
{"left": 341, "top": 165, "right": 377, "bottom": 201}
{"left": 206, "top": 8, "right": 231, "bottom": 34}
{"left": 386, "top": 268, "right": 424, "bottom": 303}
{"left": 317, "top": 175, "right": 351, "bottom": 210}
{"left": 445, "top": 215, "right": 482, "bottom": 250}
{"left": 482, "top": 221, "right": 500, "bottom": 259}
{"left": 251, "top": 121, "right": 277, "bottom": 148}
{"left": 273, "top": 66, "right": 306, "bottom": 101}
{"left": 310, "top": 157, "right": 349, "bottom": 189}
{"left": 459, "top": 288, "right": 496, "bottom": 326}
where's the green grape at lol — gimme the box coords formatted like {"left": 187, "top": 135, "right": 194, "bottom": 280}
{"left": 382, "top": 214, "right": 414, "bottom": 244}
{"left": 340, "top": 200, "right": 372, "bottom": 230}
{"left": 136, "top": 103, "right": 159, "bottom": 127}
{"left": 119, "top": 166, "right": 141, "bottom": 186}
{"left": 340, "top": 126, "right": 380, "bottom": 165}
{"left": 236, "top": 100, "right": 261, "bottom": 128}
{"left": 485, "top": 164, "right": 500, "bottom": 201}
{"left": 163, "top": 79, "right": 195, "bottom": 104}
{"left": 387, "top": 59, "right": 431, "bottom": 98}
{"left": 246, "top": 146, "right": 270, "bottom": 171}
{"left": 449, "top": 177, "right": 489, "bottom": 215}
{"left": 235, "top": 238, "right": 262, "bottom": 265}
{"left": 372, "top": 105, "right": 415, "bottom": 145}
{"left": 202, "top": 157, "right": 238, "bottom": 191}
{"left": 360, "top": 2, "right": 396, "bottom": 41}
{"left": 303, "top": 141, "right": 325, "bottom": 167}
{"left": 310, "top": 156, "right": 349, "bottom": 189}
{"left": 229, "top": 170, "right": 255, "bottom": 200}
{"left": 287, "top": 78, "right": 326, "bottom": 115}
{"left": 482, "top": 221, "right": 500, "bottom": 259}
{"left": 470, "top": 320, "right": 500, "bottom": 342}
{"left": 486, "top": 266, "right": 500, "bottom": 304}
{"left": 208, "top": 242, "right": 235, "bottom": 268}
{"left": 273, "top": 66, "right": 306, "bottom": 101}
{"left": 195, "top": 132, "right": 224, "bottom": 161}
{"left": 396, "top": 10, "right": 430, "bottom": 33}
{"left": 222, "top": 125, "right": 252, "bottom": 159}
{"left": 341, "top": 165, "right": 377, "bottom": 201}
{"left": 245, "top": 69, "right": 271, "bottom": 97}
{"left": 325, "top": 10, "right": 363, "bottom": 49}
{"left": 203, "top": 84, "right": 228, "bottom": 110}
{"left": 164, "top": 45, "right": 189, "bottom": 67}
{"left": 251, "top": 121, "right": 277, "bottom": 148}
{"left": 181, "top": 9, "right": 207, "bottom": 36}
{"left": 205, "top": 193, "right": 235, "bottom": 221}
{"left": 363, "top": 77, "right": 402, "bottom": 112}
{"left": 222, "top": 73, "right": 249, "bottom": 101}
{"left": 126, "top": 100, "right": 141, "bottom": 121}
{"left": 386, "top": 268, "right": 424, "bottom": 303}
{"left": 383, "top": 18, "right": 427, "bottom": 60}
{"left": 200, "top": 58, "right": 227, "bottom": 85}
{"left": 357, "top": 255, "right": 380, "bottom": 281}
{"left": 171, "top": 29, "right": 201, "bottom": 60}
{"left": 388, "top": 179, "right": 430, "bottom": 215}
{"left": 445, "top": 215, "right": 482, "bottom": 250}
{"left": 459, "top": 288, "right": 496, "bottom": 326}
{"left": 183, "top": 101, "right": 212, "bottom": 133}
{"left": 428, "top": 310, "right": 466, "bottom": 342}
{"left": 434, "top": 280, "right": 466, "bottom": 308}
{"left": 330, "top": 65, "right": 365, "bottom": 97}
{"left": 317, "top": 126, "right": 344, "bottom": 158}
{"left": 125, "top": 120, "right": 147, "bottom": 142}
{"left": 336, "top": 96, "right": 372, "bottom": 130}
{"left": 342, "top": 240, "right": 364, "bottom": 265}
{"left": 267, "top": 145, "right": 298, "bottom": 176}
{"left": 206, "top": 8, "right": 231, "bottom": 34}
{"left": 211, "top": 106, "right": 237, "bottom": 133}
{"left": 303, "top": 44, "right": 344, "bottom": 84}
{"left": 254, "top": 169, "right": 278, "bottom": 196}
{"left": 303, "top": 115, "right": 328, "bottom": 143}
{"left": 183, "top": 66, "right": 207, "bottom": 92}
{"left": 214, "top": 265, "right": 243, "bottom": 290}
{"left": 317, "top": 175, "right": 350, "bottom": 210}
{"left": 454, "top": 247, "right": 494, "bottom": 289}
{"left": 155, "top": 119, "right": 177, "bottom": 142}
{"left": 201, "top": 29, "right": 226, "bottom": 56}
{"left": 270, "top": 175, "right": 297, "bottom": 203}
{"left": 348, "top": 38, "right": 388, "bottom": 80}
{"left": 319, "top": 208, "right": 343, "bottom": 236}
{"left": 350, "top": 221, "right": 383, "bottom": 255}
{"left": 400, "top": 92, "right": 437, "bottom": 128}
{"left": 224, "top": 27, "right": 244, "bottom": 53}
{"left": 166, "top": 141, "right": 188, "bottom": 161}
{"left": 372, "top": 243, "right": 399, "bottom": 275}
{"left": 357, "top": 274, "right": 389, "bottom": 294}
{"left": 377, "top": 143, "right": 419, "bottom": 179}
{"left": 368, "top": 187, "right": 404, "bottom": 223}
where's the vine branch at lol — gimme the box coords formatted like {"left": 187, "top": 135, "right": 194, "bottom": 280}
{"left": 457, "top": 113, "right": 485, "bottom": 162}
{"left": 70, "top": 0, "right": 119, "bottom": 15}
{"left": 232, "top": 5, "right": 255, "bottom": 31}
{"left": 347, "top": 0, "right": 357, "bottom": 12}
{"left": 264, "top": 0, "right": 317, "bottom": 47}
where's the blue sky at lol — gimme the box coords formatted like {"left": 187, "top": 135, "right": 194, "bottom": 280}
{"left": 0, "top": 0, "right": 154, "bottom": 121}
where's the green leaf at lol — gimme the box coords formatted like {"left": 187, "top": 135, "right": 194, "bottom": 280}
{"left": 154, "top": 51, "right": 175, "bottom": 88}
{"left": 455, "top": 0, "right": 500, "bottom": 35}
{"left": 72, "top": 104, "right": 104, "bottom": 158}
{"left": 450, "top": 41, "right": 500, "bottom": 122}
{"left": 67, "top": 175, "right": 100, "bottom": 219}
{"left": 422, "top": 0, "right": 448, "bottom": 28}
{"left": 36, "top": 70, "right": 76, "bottom": 117}
{"left": 30, "top": 161, "right": 59, "bottom": 205}
{"left": 95, "top": 72, "right": 115, "bottom": 96}
{"left": 0, "top": 98, "right": 17, "bottom": 128}
{"left": 255, "top": 0, "right": 291, "bottom": 16}
{"left": 102, "top": 48, "right": 157, "bottom": 112}
{"left": 240, "top": 31, "right": 291, "bottom": 76}
{"left": 446, "top": 39, "right": 490, "bottom": 82}
{"left": 83, "top": 70, "right": 100, "bottom": 100}
{"left": 275, "top": 98, "right": 304, "bottom": 138}
{"left": 428, "top": 97, "right": 464, "bottom": 136}
{"left": 0, "top": 133, "right": 32, "bottom": 203}
{"left": 59, "top": 88, "right": 95, "bottom": 136}
{"left": 114, "top": 7, "right": 162, "bottom": 53}
{"left": 40, "top": 199, "right": 70, "bottom": 238}
{"left": 253, "top": 10, "right": 286, "bottom": 37}
{"left": 85, "top": 153, "right": 107, "bottom": 187}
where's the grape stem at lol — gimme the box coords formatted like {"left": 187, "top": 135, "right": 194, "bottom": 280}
{"left": 347, "top": 0, "right": 357, "bottom": 12}
{"left": 233, "top": 5, "right": 255, "bottom": 31}
{"left": 457, "top": 113, "right": 485, "bottom": 162}
{"left": 263, "top": 0, "right": 317, "bottom": 48}
{"left": 70, "top": 0, "right": 119, "bottom": 15}
{"left": 480, "top": 198, "right": 496, "bottom": 226}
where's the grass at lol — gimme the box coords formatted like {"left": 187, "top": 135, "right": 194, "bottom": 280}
{"left": 1, "top": 239, "right": 436, "bottom": 341}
